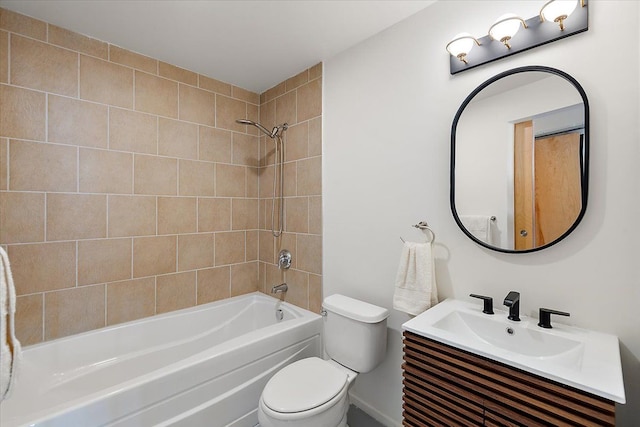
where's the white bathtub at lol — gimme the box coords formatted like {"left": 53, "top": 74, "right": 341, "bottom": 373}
{"left": 0, "top": 292, "right": 322, "bottom": 427}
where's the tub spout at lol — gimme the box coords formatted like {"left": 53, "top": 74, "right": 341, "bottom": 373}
{"left": 271, "top": 283, "right": 288, "bottom": 294}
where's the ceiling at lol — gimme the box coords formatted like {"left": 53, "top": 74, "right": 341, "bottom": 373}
{"left": 0, "top": 0, "right": 435, "bottom": 93}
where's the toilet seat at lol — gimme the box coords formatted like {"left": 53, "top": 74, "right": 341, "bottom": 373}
{"left": 262, "top": 357, "right": 348, "bottom": 413}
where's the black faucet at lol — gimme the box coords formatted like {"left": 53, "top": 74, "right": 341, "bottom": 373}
{"left": 469, "top": 294, "right": 494, "bottom": 314}
{"left": 503, "top": 291, "right": 520, "bottom": 321}
{"left": 538, "top": 308, "right": 570, "bottom": 329}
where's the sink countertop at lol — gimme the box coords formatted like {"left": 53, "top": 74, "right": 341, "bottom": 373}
{"left": 402, "top": 298, "right": 626, "bottom": 404}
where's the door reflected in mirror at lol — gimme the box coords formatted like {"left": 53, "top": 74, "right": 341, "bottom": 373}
{"left": 451, "top": 66, "right": 589, "bottom": 253}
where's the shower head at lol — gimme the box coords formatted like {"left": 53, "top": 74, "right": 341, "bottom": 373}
{"left": 236, "top": 119, "right": 276, "bottom": 138}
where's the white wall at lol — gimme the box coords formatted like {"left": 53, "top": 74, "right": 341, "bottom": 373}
{"left": 323, "top": 1, "right": 640, "bottom": 426}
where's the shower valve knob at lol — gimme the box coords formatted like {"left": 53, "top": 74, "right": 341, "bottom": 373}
{"left": 278, "top": 250, "right": 292, "bottom": 270}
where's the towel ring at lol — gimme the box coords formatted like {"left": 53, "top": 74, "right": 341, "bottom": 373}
{"left": 400, "top": 221, "right": 436, "bottom": 244}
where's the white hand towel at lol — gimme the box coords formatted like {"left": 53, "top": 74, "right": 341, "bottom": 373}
{"left": 393, "top": 241, "right": 438, "bottom": 316}
{"left": 0, "top": 247, "right": 21, "bottom": 401}
{"left": 460, "top": 215, "right": 494, "bottom": 245}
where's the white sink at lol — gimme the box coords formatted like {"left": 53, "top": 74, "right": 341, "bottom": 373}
{"left": 402, "top": 298, "right": 626, "bottom": 404}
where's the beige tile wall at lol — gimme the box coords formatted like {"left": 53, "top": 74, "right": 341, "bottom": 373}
{"left": 0, "top": 8, "right": 267, "bottom": 345}
{"left": 258, "top": 65, "right": 323, "bottom": 313}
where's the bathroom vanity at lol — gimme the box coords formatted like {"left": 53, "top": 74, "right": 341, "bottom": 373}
{"left": 401, "top": 299, "right": 625, "bottom": 426}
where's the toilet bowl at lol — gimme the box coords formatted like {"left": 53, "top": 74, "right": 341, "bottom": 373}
{"left": 258, "top": 358, "right": 356, "bottom": 427}
{"left": 257, "top": 295, "right": 389, "bottom": 427}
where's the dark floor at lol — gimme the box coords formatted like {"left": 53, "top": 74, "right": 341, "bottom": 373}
{"left": 347, "top": 404, "right": 386, "bottom": 427}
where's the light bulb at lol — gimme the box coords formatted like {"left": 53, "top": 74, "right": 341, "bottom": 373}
{"left": 446, "top": 33, "right": 479, "bottom": 64}
{"left": 540, "top": 0, "right": 579, "bottom": 30}
{"left": 489, "top": 13, "right": 526, "bottom": 49}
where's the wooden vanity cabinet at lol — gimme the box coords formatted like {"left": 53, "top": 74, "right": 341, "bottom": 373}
{"left": 402, "top": 331, "right": 615, "bottom": 427}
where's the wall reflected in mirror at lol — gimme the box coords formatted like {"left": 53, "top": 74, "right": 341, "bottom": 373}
{"left": 451, "top": 67, "right": 589, "bottom": 253}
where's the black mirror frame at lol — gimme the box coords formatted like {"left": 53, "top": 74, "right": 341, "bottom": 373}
{"left": 450, "top": 65, "right": 590, "bottom": 253}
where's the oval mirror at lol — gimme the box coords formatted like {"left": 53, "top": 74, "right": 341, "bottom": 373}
{"left": 450, "top": 66, "right": 589, "bottom": 253}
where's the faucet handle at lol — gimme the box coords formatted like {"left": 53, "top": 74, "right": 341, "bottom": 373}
{"left": 538, "top": 308, "right": 570, "bottom": 329}
{"left": 469, "top": 294, "right": 494, "bottom": 315}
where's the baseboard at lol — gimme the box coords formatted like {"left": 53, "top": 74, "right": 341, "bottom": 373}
{"left": 349, "top": 392, "right": 402, "bottom": 427}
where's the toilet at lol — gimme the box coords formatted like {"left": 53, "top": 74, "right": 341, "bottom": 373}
{"left": 258, "top": 294, "right": 390, "bottom": 427}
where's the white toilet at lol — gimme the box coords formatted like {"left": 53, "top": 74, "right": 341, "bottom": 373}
{"left": 258, "top": 294, "right": 390, "bottom": 427}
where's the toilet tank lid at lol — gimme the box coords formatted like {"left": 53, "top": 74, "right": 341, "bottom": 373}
{"left": 323, "top": 294, "right": 390, "bottom": 323}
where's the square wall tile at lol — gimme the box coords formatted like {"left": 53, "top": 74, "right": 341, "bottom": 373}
{"left": 109, "top": 108, "right": 157, "bottom": 154}
{"left": 108, "top": 195, "right": 156, "bottom": 237}
{"left": 246, "top": 230, "right": 258, "bottom": 261}
{"left": 46, "top": 193, "right": 107, "bottom": 241}
{"left": 178, "top": 233, "right": 214, "bottom": 271}
{"left": 179, "top": 160, "right": 214, "bottom": 197}
{"left": 231, "top": 262, "right": 258, "bottom": 296}
{"left": 276, "top": 90, "right": 296, "bottom": 126}
{"left": 297, "top": 234, "right": 322, "bottom": 275}
{"left": 232, "top": 198, "right": 259, "bottom": 230}
{"left": 157, "top": 197, "right": 197, "bottom": 234}
{"left": 231, "top": 86, "right": 260, "bottom": 105}
{"left": 9, "top": 140, "right": 76, "bottom": 192}
{"left": 134, "top": 71, "right": 178, "bottom": 118}
{"left": 285, "top": 69, "right": 309, "bottom": 92}
{"left": 247, "top": 167, "right": 259, "bottom": 198}
{"left": 156, "top": 271, "right": 196, "bottom": 314}
{"left": 0, "top": 191, "right": 45, "bottom": 244}
{"left": 0, "top": 138, "right": 6, "bottom": 189}
{"left": 199, "top": 75, "right": 231, "bottom": 96}
{"left": 15, "top": 294, "right": 43, "bottom": 346}
{"left": 309, "top": 63, "right": 322, "bottom": 80}
{"left": 232, "top": 133, "right": 259, "bottom": 167}
{"left": 0, "top": 85, "right": 45, "bottom": 141}
{"left": 297, "top": 79, "right": 322, "bottom": 122}
{"left": 309, "top": 117, "right": 322, "bottom": 157}
{"left": 159, "top": 62, "right": 197, "bottom": 86}
{"left": 197, "top": 266, "right": 230, "bottom": 304}
{"left": 109, "top": 45, "right": 157, "bottom": 74}
{"left": 260, "top": 99, "right": 276, "bottom": 130}
{"left": 309, "top": 196, "right": 322, "bottom": 235}
{"left": 107, "top": 277, "right": 155, "bottom": 325}
{"left": 78, "top": 238, "right": 132, "bottom": 285}
{"left": 79, "top": 148, "right": 133, "bottom": 194}
{"left": 0, "top": 37, "right": 7, "bottom": 88}
{"left": 80, "top": 55, "right": 133, "bottom": 108}
{"left": 309, "top": 274, "right": 322, "bottom": 313}
{"left": 48, "top": 95, "right": 108, "bottom": 148}
{"left": 45, "top": 285, "right": 106, "bottom": 340}
{"left": 158, "top": 118, "right": 198, "bottom": 160}
{"left": 133, "top": 235, "right": 177, "bottom": 277}
{"left": 216, "top": 95, "right": 246, "bottom": 132}
{"left": 259, "top": 230, "right": 275, "bottom": 264}
{"left": 297, "top": 157, "right": 322, "bottom": 196}
{"left": 179, "top": 84, "right": 215, "bottom": 126}
{"left": 285, "top": 197, "right": 308, "bottom": 234}
{"left": 0, "top": 8, "right": 47, "bottom": 40}
{"left": 134, "top": 154, "right": 177, "bottom": 195}
{"left": 198, "top": 197, "right": 231, "bottom": 232}
{"left": 284, "top": 122, "right": 308, "bottom": 162}
{"left": 199, "top": 127, "right": 231, "bottom": 163}
{"left": 8, "top": 241, "right": 76, "bottom": 295}
{"left": 10, "top": 35, "right": 78, "bottom": 97}
{"left": 48, "top": 24, "right": 108, "bottom": 59}
{"left": 215, "top": 231, "right": 245, "bottom": 266}
{"left": 283, "top": 268, "right": 308, "bottom": 309}
{"left": 216, "top": 164, "right": 245, "bottom": 197}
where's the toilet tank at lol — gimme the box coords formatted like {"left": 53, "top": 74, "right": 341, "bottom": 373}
{"left": 322, "top": 294, "right": 390, "bottom": 373}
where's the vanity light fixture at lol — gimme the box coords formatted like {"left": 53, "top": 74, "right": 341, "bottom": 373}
{"left": 488, "top": 14, "right": 527, "bottom": 49}
{"left": 540, "top": 0, "right": 579, "bottom": 31}
{"left": 446, "top": 33, "right": 480, "bottom": 64}
{"left": 447, "top": 0, "right": 588, "bottom": 74}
